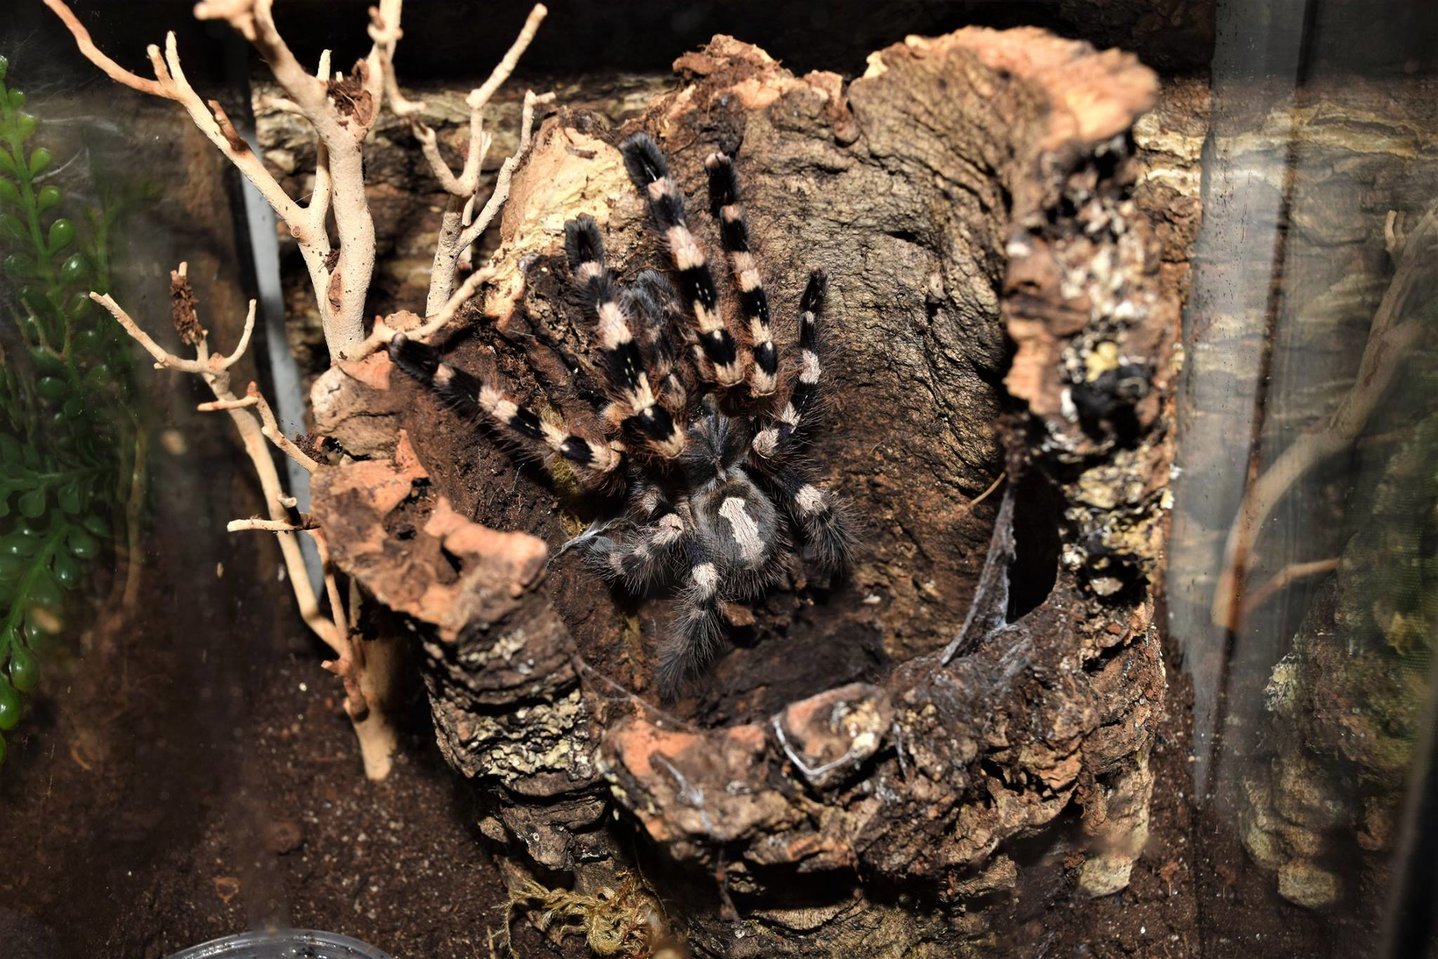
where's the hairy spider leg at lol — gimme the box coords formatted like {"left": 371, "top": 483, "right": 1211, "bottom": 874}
{"left": 586, "top": 510, "right": 687, "bottom": 593}
{"left": 565, "top": 216, "right": 687, "bottom": 459}
{"left": 752, "top": 270, "right": 827, "bottom": 460}
{"left": 750, "top": 459, "right": 853, "bottom": 577}
{"left": 705, "top": 152, "right": 779, "bottom": 397}
{"left": 624, "top": 270, "right": 691, "bottom": 411}
{"left": 658, "top": 534, "right": 727, "bottom": 699}
{"left": 388, "top": 332, "right": 619, "bottom": 474}
{"left": 620, "top": 132, "right": 744, "bottom": 388}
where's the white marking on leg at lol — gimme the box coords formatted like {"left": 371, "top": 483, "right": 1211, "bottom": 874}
{"left": 597, "top": 301, "right": 632, "bottom": 349}
{"left": 655, "top": 513, "right": 683, "bottom": 544}
{"left": 666, "top": 226, "right": 706, "bottom": 271}
{"left": 795, "top": 484, "right": 825, "bottom": 516}
{"left": 434, "top": 364, "right": 454, "bottom": 388}
{"left": 800, "top": 349, "right": 821, "bottom": 384}
{"left": 691, "top": 562, "right": 719, "bottom": 599}
{"left": 752, "top": 428, "right": 778, "bottom": 458}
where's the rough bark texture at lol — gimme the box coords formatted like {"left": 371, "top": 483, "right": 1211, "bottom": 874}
{"left": 308, "top": 28, "right": 1176, "bottom": 956}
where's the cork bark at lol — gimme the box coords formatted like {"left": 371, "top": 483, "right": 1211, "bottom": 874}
{"left": 307, "top": 28, "right": 1176, "bottom": 957}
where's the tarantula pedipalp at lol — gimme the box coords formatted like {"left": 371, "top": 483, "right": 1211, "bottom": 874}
{"left": 390, "top": 133, "right": 852, "bottom": 697}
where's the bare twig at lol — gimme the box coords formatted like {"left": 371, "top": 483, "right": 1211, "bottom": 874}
{"left": 228, "top": 517, "right": 318, "bottom": 533}
{"left": 1239, "top": 557, "right": 1341, "bottom": 621}
{"left": 1212, "top": 207, "right": 1437, "bottom": 630}
{"left": 371, "top": 1, "right": 548, "bottom": 314}
{"left": 452, "top": 90, "right": 554, "bottom": 279}
{"left": 347, "top": 266, "right": 498, "bottom": 361}
{"left": 93, "top": 265, "right": 396, "bottom": 779}
{"left": 47, "top": 0, "right": 390, "bottom": 357}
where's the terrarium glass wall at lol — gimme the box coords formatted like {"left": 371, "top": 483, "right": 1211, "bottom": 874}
{"left": 1168, "top": 0, "right": 1438, "bottom": 955}
{"left": 0, "top": 0, "right": 1436, "bottom": 957}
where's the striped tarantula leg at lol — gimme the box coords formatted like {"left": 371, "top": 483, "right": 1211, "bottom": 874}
{"left": 388, "top": 332, "right": 619, "bottom": 474}
{"left": 705, "top": 152, "right": 778, "bottom": 397}
{"left": 752, "top": 270, "right": 827, "bottom": 460}
{"left": 586, "top": 512, "right": 685, "bottom": 593}
{"left": 565, "top": 216, "right": 686, "bottom": 459}
{"left": 625, "top": 269, "right": 690, "bottom": 405}
{"left": 619, "top": 132, "right": 744, "bottom": 388}
{"left": 657, "top": 540, "right": 726, "bottom": 700}
{"left": 755, "top": 462, "right": 853, "bottom": 577}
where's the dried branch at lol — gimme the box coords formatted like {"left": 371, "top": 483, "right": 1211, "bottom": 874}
{"left": 47, "top": 0, "right": 389, "bottom": 358}
{"left": 1212, "top": 207, "right": 1437, "bottom": 629}
{"left": 94, "top": 264, "right": 396, "bottom": 779}
{"left": 369, "top": 1, "right": 548, "bottom": 315}
{"left": 228, "top": 517, "right": 318, "bottom": 533}
{"left": 347, "top": 266, "right": 497, "bottom": 361}
{"left": 453, "top": 90, "right": 553, "bottom": 278}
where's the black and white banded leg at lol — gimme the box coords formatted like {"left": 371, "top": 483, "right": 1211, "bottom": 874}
{"left": 388, "top": 333, "right": 619, "bottom": 475}
{"left": 753, "top": 461, "right": 853, "bottom": 577}
{"left": 752, "top": 270, "right": 827, "bottom": 459}
{"left": 565, "top": 215, "right": 686, "bottom": 459}
{"left": 659, "top": 536, "right": 727, "bottom": 698}
{"left": 586, "top": 511, "right": 686, "bottom": 592}
{"left": 705, "top": 152, "right": 779, "bottom": 397}
{"left": 620, "top": 132, "right": 744, "bottom": 388}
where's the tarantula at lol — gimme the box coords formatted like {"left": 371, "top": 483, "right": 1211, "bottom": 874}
{"left": 390, "top": 133, "right": 852, "bottom": 697}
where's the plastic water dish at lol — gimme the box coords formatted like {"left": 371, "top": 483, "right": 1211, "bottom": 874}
{"left": 166, "top": 930, "right": 393, "bottom": 959}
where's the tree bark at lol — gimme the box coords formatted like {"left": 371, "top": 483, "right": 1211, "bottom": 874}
{"left": 309, "top": 27, "right": 1175, "bottom": 957}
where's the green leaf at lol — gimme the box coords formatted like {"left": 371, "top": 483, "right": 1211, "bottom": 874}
{"left": 0, "top": 55, "right": 9, "bottom": 83}
{"left": 0, "top": 148, "right": 16, "bottom": 177}
{"left": 14, "top": 113, "right": 36, "bottom": 142}
{"left": 7, "top": 644, "right": 36, "bottom": 693}
{"left": 0, "top": 213, "right": 25, "bottom": 244}
{"left": 17, "top": 488, "right": 44, "bottom": 518}
{"left": 52, "top": 551, "right": 79, "bottom": 589}
{"left": 0, "top": 678, "right": 20, "bottom": 731}
{"left": 36, "top": 185, "right": 60, "bottom": 213}
{"left": 28, "top": 147, "right": 50, "bottom": 177}
{"left": 47, "top": 218, "right": 75, "bottom": 254}
{"left": 36, "top": 376, "right": 66, "bottom": 402}
{"left": 59, "top": 251, "right": 88, "bottom": 284}
{"left": 65, "top": 293, "right": 92, "bottom": 321}
{"left": 67, "top": 528, "right": 99, "bottom": 560}
{"left": 24, "top": 614, "right": 59, "bottom": 645}
{"left": 57, "top": 483, "right": 82, "bottom": 515}
{"left": 2, "top": 251, "right": 35, "bottom": 279}
{"left": 29, "top": 572, "right": 61, "bottom": 610}
{"left": 7, "top": 89, "right": 24, "bottom": 112}
{"left": 0, "top": 178, "right": 18, "bottom": 206}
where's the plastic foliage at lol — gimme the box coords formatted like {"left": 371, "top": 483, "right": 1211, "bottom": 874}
{"left": 0, "top": 54, "right": 141, "bottom": 767}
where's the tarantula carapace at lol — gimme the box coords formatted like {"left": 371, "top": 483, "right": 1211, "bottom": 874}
{"left": 390, "top": 133, "right": 852, "bottom": 697}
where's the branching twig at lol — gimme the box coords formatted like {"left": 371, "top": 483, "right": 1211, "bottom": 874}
{"left": 347, "top": 266, "right": 497, "bottom": 361}
{"left": 1212, "top": 207, "right": 1437, "bottom": 630}
{"left": 47, "top": 0, "right": 390, "bottom": 357}
{"left": 371, "top": 1, "right": 548, "bottom": 315}
{"left": 91, "top": 263, "right": 396, "bottom": 779}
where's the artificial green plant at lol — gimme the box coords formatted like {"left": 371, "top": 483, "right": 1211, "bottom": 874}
{"left": 0, "top": 54, "right": 143, "bottom": 766}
